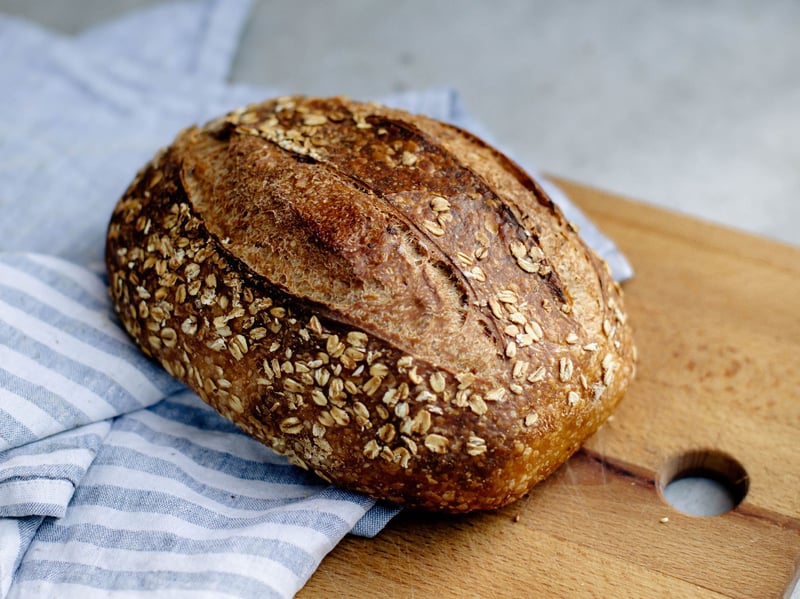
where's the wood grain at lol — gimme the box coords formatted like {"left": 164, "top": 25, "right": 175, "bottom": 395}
{"left": 299, "top": 179, "right": 800, "bottom": 598}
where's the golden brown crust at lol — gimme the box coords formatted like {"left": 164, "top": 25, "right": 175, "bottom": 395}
{"left": 105, "top": 95, "right": 636, "bottom": 512}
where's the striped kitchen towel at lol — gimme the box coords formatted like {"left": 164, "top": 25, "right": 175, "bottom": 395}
{"left": 0, "top": 252, "right": 399, "bottom": 599}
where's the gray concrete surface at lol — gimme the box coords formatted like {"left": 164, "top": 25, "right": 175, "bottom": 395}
{"left": 236, "top": 0, "right": 800, "bottom": 248}
{"left": 3, "top": 0, "right": 799, "bottom": 248}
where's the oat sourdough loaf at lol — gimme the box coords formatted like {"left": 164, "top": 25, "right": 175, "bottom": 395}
{"left": 106, "top": 96, "right": 635, "bottom": 512}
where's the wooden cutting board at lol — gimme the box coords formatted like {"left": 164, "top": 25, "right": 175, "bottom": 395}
{"left": 299, "top": 179, "right": 800, "bottom": 598}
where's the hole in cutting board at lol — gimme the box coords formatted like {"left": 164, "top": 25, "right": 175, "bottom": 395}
{"left": 658, "top": 450, "right": 748, "bottom": 516}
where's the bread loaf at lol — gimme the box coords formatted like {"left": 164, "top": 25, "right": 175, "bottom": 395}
{"left": 105, "top": 96, "right": 635, "bottom": 512}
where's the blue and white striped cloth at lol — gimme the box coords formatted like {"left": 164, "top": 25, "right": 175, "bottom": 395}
{"left": 0, "top": 1, "right": 631, "bottom": 597}
{"left": 0, "top": 253, "right": 398, "bottom": 599}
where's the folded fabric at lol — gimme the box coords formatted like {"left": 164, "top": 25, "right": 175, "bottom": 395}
{"left": 0, "top": 0, "right": 265, "bottom": 269}
{"left": 0, "top": 0, "right": 633, "bottom": 597}
{"left": 0, "top": 252, "right": 399, "bottom": 599}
